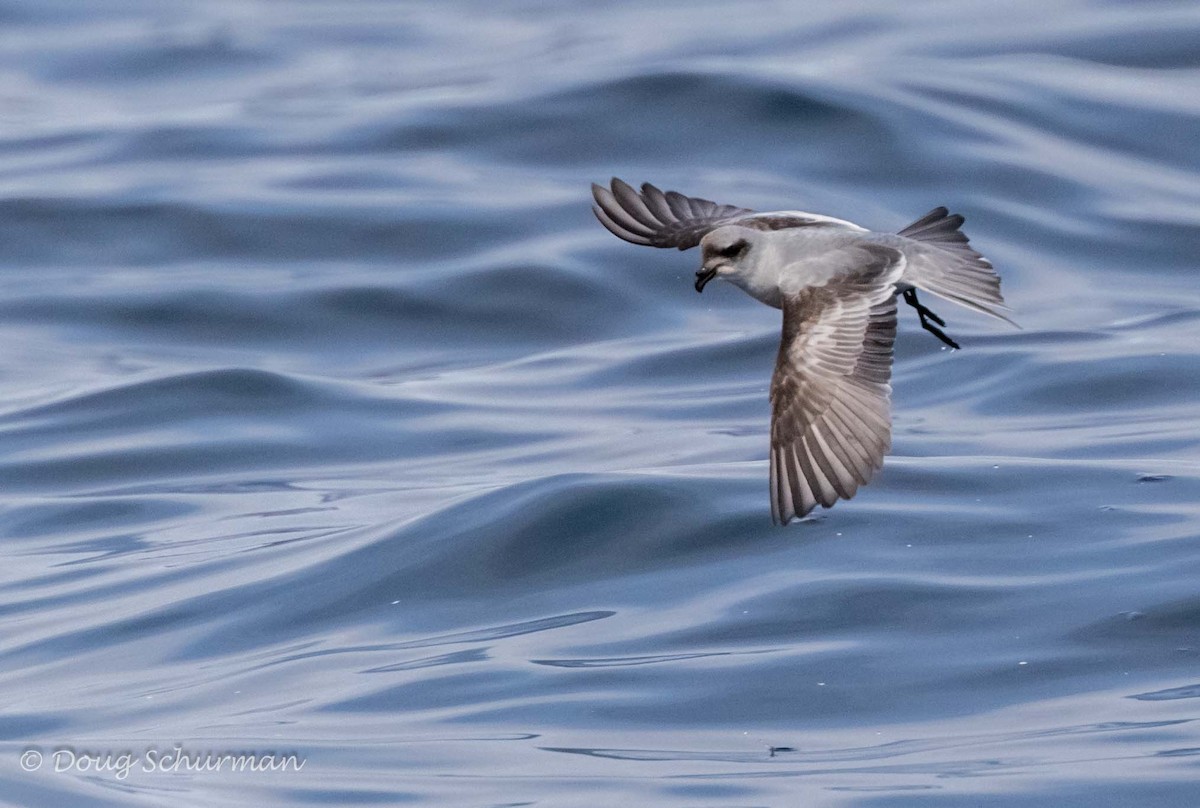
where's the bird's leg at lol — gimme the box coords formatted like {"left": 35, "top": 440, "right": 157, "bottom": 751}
{"left": 902, "top": 289, "right": 960, "bottom": 350}
{"left": 904, "top": 289, "right": 946, "bottom": 327}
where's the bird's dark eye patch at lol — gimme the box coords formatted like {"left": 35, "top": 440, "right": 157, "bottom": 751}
{"left": 716, "top": 239, "right": 749, "bottom": 259}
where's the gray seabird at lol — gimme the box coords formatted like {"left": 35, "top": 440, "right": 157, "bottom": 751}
{"left": 591, "top": 178, "right": 1014, "bottom": 524}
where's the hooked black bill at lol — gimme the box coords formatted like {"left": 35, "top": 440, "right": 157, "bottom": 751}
{"left": 695, "top": 267, "right": 717, "bottom": 292}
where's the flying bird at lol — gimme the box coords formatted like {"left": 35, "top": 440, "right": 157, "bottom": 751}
{"left": 591, "top": 178, "right": 1014, "bottom": 524}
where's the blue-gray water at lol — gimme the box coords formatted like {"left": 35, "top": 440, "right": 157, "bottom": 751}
{"left": 2, "top": 2, "right": 1200, "bottom": 805}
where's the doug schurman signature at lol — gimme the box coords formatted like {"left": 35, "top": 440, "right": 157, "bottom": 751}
{"left": 20, "top": 745, "right": 306, "bottom": 780}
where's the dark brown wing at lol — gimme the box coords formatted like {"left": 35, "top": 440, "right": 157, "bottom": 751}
{"left": 769, "top": 244, "right": 904, "bottom": 524}
{"left": 591, "top": 178, "right": 755, "bottom": 250}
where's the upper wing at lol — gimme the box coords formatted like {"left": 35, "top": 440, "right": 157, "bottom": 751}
{"left": 591, "top": 178, "right": 755, "bottom": 250}
{"left": 769, "top": 244, "right": 904, "bottom": 524}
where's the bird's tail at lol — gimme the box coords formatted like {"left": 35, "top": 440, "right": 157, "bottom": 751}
{"left": 897, "top": 207, "right": 1016, "bottom": 326}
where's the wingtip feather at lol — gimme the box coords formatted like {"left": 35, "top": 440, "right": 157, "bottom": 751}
{"left": 592, "top": 205, "right": 652, "bottom": 246}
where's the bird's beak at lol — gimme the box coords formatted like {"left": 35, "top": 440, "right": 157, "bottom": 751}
{"left": 695, "top": 265, "right": 718, "bottom": 293}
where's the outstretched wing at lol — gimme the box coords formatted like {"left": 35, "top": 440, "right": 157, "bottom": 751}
{"left": 591, "top": 178, "right": 755, "bottom": 250}
{"left": 769, "top": 244, "right": 904, "bottom": 524}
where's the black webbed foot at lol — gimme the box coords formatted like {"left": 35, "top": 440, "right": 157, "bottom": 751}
{"left": 902, "top": 289, "right": 960, "bottom": 350}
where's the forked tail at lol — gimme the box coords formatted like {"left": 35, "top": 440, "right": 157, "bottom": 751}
{"left": 897, "top": 207, "right": 1016, "bottom": 326}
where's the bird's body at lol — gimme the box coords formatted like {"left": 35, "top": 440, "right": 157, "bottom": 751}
{"left": 591, "top": 178, "right": 1014, "bottom": 524}
{"left": 705, "top": 224, "right": 890, "bottom": 307}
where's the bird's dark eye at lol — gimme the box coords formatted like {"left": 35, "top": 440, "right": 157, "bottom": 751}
{"left": 717, "top": 239, "right": 749, "bottom": 259}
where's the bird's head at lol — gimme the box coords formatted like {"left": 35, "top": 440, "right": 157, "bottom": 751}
{"left": 696, "top": 226, "right": 758, "bottom": 293}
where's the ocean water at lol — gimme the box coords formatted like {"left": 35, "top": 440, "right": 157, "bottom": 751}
{"left": 2, "top": 1, "right": 1199, "bottom": 805}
